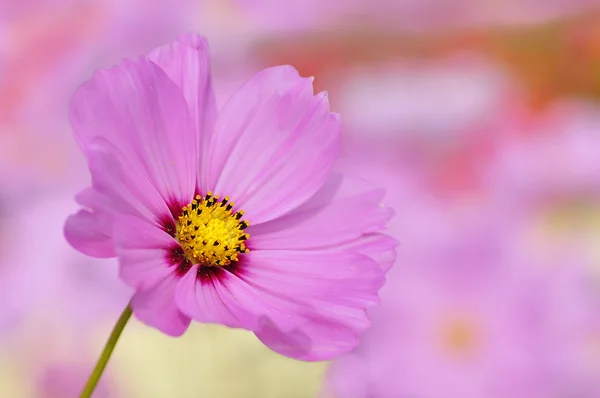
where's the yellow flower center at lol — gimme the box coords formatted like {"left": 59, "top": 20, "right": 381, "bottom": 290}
{"left": 176, "top": 192, "right": 250, "bottom": 267}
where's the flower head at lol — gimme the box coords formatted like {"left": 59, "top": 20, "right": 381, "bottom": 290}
{"left": 64, "top": 33, "right": 395, "bottom": 360}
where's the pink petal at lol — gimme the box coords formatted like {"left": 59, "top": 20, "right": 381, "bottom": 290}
{"left": 244, "top": 250, "right": 383, "bottom": 361}
{"left": 242, "top": 250, "right": 383, "bottom": 308}
{"left": 248, "top": 174, "right": 394, "bottom": 250}
{"left": 255, "top": 315, "right": 361, "bottom": 361}
{"left": 147, "top": 33, "right": 217, "bottom": 191}
{"left": 185, "top": 249, "right": 385, "bottom": 361}
{"left": 175, "top": 264, "right": 258, "bottom": 329}
{"left": 114, "top": 216, "right": 191, "bottom": 337}
{"left": 64, "top": 210, "right": 115, "bottom": 258}
{"left": 85, "top": 139, "right": 171, "bottom": 222}
{"left": 130, "top": 272, "right": 191, "bottom": 337}
{"left": 207, "top": 66, "right": 341, "bottom": 224}
{"left": 64, "top": 147, "right": 171, "bottom": 257}
{"left": 70, "top": 56, "right": 197, "bottom": 208}
{"left": 113, "top": 215, "right": 178, "bottom": 292}
{"left": 63, "top": 139, "right": 175, "bottom": 258}
{"left": 337, "top": 233, "right": 398, "bottom": 272}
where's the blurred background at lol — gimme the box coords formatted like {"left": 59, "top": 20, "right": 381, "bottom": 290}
{"left": 3, "top": 0, "right": 600, "bottom": 397}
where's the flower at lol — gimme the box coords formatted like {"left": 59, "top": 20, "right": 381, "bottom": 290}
{"left": 64, "top": 33, "right": 396, "bottom": 361}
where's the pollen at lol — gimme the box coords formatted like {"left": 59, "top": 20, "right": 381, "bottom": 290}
{"left": 176, "top": 192, "right": 250, "bottom": 267}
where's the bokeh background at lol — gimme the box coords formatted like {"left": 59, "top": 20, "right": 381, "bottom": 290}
{"left": 3, "top": 0, "right": 600, "bottom": 397}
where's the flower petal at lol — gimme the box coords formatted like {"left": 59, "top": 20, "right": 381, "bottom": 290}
{"left": 64, "top": 140, "right": 173, "bottom": 257}
{"left": 248, "top": 174, "right": 393, "bottom": 250}
{"left": 113, "top": 215, "right": 178, "bottom": 291}
{"left": 337, "top": 233, "right": 398, "bottom": 272}
{"left": 147, "top": 33, "right": 217, "bottom": 190}
{"left": 113, "top": 215, "right": 190, "bottom": 336}
{"left": 64, "top": 210, "right": 115, "bottom": 258}
{"left": 255, "top": 316, "right": 360, "bottom": 362}
{"left": 241, "top": 250, "right": 383, "bottom": 309}
{"left": 89, "top": 140, "right": 171, "bottom": 220}
{"left": 175, "top": 249, "right": 383, "bottom": 360}
{"left": 208, "top": 66, "right": 341, "bottom": 224}
{"left": 130, "top": 273, "right": 191, "bottom": 337}
{"left": 175, "top": 264, "right": 256, "bottom": 329}
{"left": 246, "top": 250, "right": 383, "bottom": 361}
{"left": 233, "top": 250, "right": 384, "bottom": 360}
{"left": 70, "top": 56, "right": 197, "bottom": 207}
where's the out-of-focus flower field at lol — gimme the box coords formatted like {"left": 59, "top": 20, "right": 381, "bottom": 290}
{"left": 3, "top": 0, "right": 600, "bottom": 397}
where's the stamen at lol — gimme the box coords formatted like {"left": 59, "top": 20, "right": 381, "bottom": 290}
{"left": 176, "top": 193, "right": 250, "bottom": 267}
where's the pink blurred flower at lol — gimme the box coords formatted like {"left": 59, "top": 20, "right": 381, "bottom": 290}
{"left": 64, "top": 33, "right": 396, "bottom": 360}
{"left": 0, "top": 193, "right": 131, "bottom": 332}
{"left": 323, "top": 197, "right": 600, "bottom": 397}
{"left": 522, "top": 263, "right": 600, "bottom": 398}
{"left": 475, "top": 100, "right": 600, "bottom": 296}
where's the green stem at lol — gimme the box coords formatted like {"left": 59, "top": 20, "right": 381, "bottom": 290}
{"left": 80, "top": 304, "right": 132, "bottom": 398}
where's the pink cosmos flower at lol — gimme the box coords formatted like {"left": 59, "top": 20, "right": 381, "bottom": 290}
{"left": 64, "top": 33, "right": 395, "bottom": 361}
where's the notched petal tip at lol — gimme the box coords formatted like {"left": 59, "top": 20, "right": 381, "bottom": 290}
{"left": 257, "top": 65, "right": 305, "bottom": 90}
{"left": 177, "top": 32, "right": 209, "bottom": 49}
{"left": 316, "top": 90, "right": 328, "bottom": 100}
{"left": 378, "top": 204, "right": 396, "bottom": 226}
{"left": 352, "top": 233, "right": 398, "bottom": 273}
{"left": 80, "top": 56, "right": 138, "bottom": 85}
{"left": 69, "top": 56, "right": 142, "bottom": 133}
{"left": 313, "top": 91, "right": 333, "bottom": 113}
{"left": 272, "top": 64, "right": 301, "bottom": 75}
